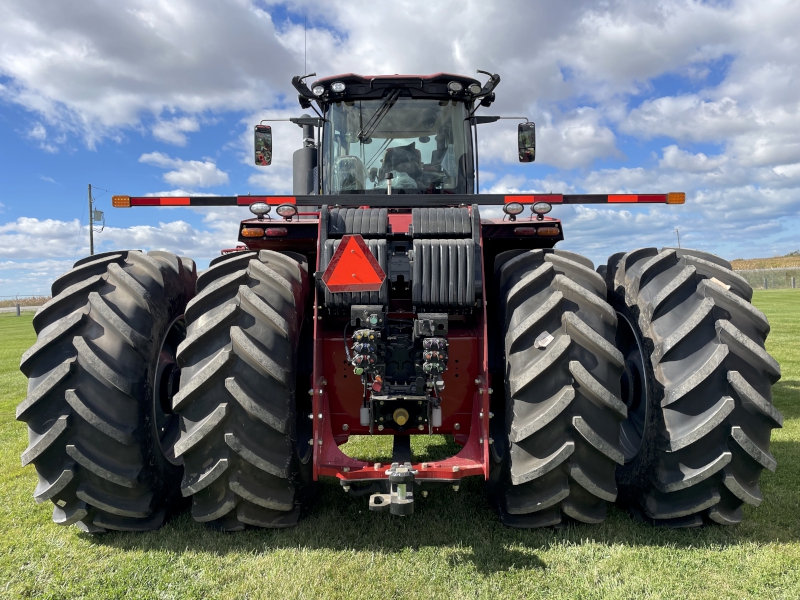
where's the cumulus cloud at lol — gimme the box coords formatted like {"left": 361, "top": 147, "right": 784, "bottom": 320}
{"left": 0, "top": 215, "right": 239, "bottom": 263}
{"left": 0, "top": 0, "right": 302, "bottom": 146}
{"left": 151, "top": 116, "right": 200, "bottom": 146}
{"left": 139, "top": 152, "right": 229, "bottom": 188}
{"left": 659, "top": 146, "right": 728, "bottom": 172}
{"left": 622, "top": 96, "right": 752, "bottom": 143}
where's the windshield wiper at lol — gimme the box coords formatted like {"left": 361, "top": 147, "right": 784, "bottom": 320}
{"left": 357, "top": 89, "right": 400, "bottom": 142}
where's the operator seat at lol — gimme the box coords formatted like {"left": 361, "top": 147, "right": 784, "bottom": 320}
{"left": 380, "top": 142, "right": 422, "bottom": 181}
{"left": 334, "top": 156, "right": 366, "bottom": 192}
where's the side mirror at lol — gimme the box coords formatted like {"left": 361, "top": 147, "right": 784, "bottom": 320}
{"left": 254, "top": 125, "right": 272, "bottom": 166}
{"left": 518, "top": 122, "right": 535, "bottom": 163}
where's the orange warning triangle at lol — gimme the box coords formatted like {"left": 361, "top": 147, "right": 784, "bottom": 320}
{"left": 322, "top": 234, "right": 386, "bottom": 293}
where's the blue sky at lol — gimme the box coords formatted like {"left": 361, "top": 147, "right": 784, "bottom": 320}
{"left": 1, "top": 0, "right": 799, "bottom": 296}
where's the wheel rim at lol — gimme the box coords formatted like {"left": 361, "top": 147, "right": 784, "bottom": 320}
{"left": 616, "top": 311, "right": 649, "bottom": 463}
{"left": 153, "top": 316, "right": 186, "bottom": 466}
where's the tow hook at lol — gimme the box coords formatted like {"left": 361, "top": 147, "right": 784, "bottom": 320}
{"left": 369, "top": 462, "right": 418, "bottom": 515}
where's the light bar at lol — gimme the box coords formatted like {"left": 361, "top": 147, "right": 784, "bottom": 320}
{"left": 114, "top": 193, "right": 685, "bottom": 208}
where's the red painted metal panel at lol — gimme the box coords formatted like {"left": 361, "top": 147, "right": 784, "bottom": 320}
{"left": 321, "top": 328, "right": 480, "bottom": 439}
{"left": 388, "top": 213, "right": 412, "bottom": 234}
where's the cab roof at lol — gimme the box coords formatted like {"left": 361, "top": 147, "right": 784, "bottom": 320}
{"left": 307, "top": 73, "right": 483, "bottom": 102}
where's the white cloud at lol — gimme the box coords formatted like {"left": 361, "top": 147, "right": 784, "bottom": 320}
{"left": 0, "top": 215, "right": 239, "bottom": 264}
{"left": 151, "top": 116, "right": 200, "bottom": 146}
{"left": 28, "top": 123, "right": 46, "bottom": 140}
{"left": 0, "top": 0, "right": 302, "bottom": 146}
{"left": 622, "top": 95, "right": 751, "bottom": 143}
{"left": 537, "top": 109, "right": 619, "bottom": 170}
{"left": 659, "top": 146, "right": 727, "bottom": 173}
{"left": 139, "top": 152, "right": 229, "bottom": 188}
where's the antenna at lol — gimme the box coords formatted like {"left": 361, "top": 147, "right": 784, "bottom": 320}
{"left": 304, "top": 15, "right": 307, "bottom": 75}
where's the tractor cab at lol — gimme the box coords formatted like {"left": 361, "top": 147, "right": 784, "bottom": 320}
{"left": 254, "top": 72, "right": 535, "bottom": 196}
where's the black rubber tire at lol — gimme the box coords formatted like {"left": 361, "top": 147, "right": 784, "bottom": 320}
{"left": 18, "top": 250, "right": 197, "bottom": 532}
{"left": 173, "top": 250, "right": 314, "bottom": 530}
{"left": 605, "top": 247, "right": 782, "bottom": 526}
{"left": 489, "top": 249, "right": 626, "bottom": 527}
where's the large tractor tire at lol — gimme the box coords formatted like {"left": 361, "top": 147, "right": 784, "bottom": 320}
{"left": 605, "top": 247, "right": 782, "bottom": 526}
{"left": 173, "top": 250, "right": 314, "bottom": 530}
{"left": 489, "top": 249, "right": 626, "bottom": 527}
{"left": 18, "top": 250, "right": 196, "bottom": 532}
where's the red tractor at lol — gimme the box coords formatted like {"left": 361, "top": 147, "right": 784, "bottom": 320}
{"left": 19, "top": 72, "right": 781, "bottom": 532}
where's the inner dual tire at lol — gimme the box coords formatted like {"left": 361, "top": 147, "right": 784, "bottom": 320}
{"left": 606, "top": 247, "right": 782, "bottom": 526}
{"left": 489, "top": 249, "right": 627, "bottom": 527}
{"left": 172, "top": 250, "right": 314, "bottom": 530}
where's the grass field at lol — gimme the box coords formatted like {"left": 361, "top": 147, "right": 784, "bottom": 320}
{"left": 1, "top": 291, "right": 799, "bottom": 599}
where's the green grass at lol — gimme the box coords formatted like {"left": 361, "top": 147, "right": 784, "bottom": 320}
{"left": 1, "top": 292, "right": 800, "bottom": 599}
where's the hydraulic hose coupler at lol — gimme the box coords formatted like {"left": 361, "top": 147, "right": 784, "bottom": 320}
{"left": 422, "top": 336, "right": 448, "bottom": 375}
{"left": 351, "top": 329, "right": 379, "bottom": 375}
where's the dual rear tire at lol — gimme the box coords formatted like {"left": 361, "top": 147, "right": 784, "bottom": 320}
{"left": 17, "top": 249, "right": 314, "bottom": 532}
{"left": 491, "top": 247, "right": 781, "bottom": 528}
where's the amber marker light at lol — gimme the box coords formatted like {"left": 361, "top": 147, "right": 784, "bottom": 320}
{"left": 537, "top": 227, "right": 561, "bottom": 236}
{"left": 667, "top": 192, "right": 686, "bottom": 204}
{"left": 112, "top": 195, "right": 131, "bottom": 208}
{"left": 241, "top": 227, "right": 265, "bottom": 237}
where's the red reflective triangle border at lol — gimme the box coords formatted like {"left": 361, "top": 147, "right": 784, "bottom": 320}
{"left": 322, "top": 234, "right": 386, "bottom": 293}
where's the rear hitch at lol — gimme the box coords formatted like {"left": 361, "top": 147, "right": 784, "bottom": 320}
{"left": 369, "top": 462, "right": 418, "bottom": 515}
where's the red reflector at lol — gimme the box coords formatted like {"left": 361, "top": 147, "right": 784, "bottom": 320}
{"left": 513, "top": 227, "right": 538, "bottom": 236}
{"left": 322, "top": 234, "right": 386, "bottom": 293}
{"left": 265, "top": 227, "right": 288, "bottom": 237}
{"left": 237, "top": 196, "right": 296, "bottom": 206}
{"left": 608, "top": 195, "right": 638, "bottom": 203}
{"left": 130, "top": 197, "right": 190, "bottom": 206}
{"left": 505, "top": 194, "right": 563, "bottom": 204}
